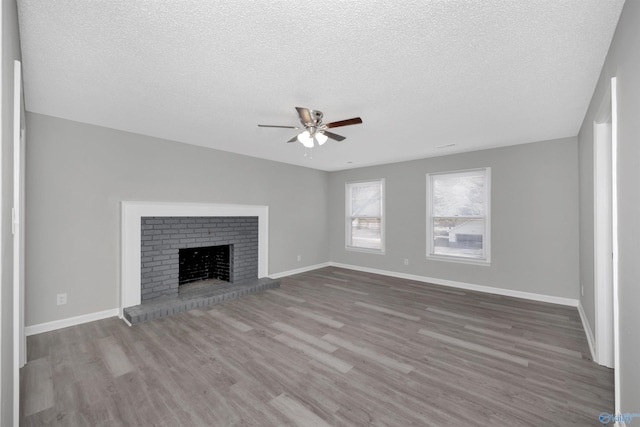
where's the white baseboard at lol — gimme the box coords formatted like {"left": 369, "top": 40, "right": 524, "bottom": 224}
{"left": 269, "top": 262, "right": 331, "bottom": 279}
{"left": 577, "top": 301, "right": 597, "bottom": 361}
{"left": 26, "top": 262, "right": 580, "bottom": 335}
{"left": 25, "top": 308, "right": 119, "bottom": 336}
{"left": 329, "top": 262, "right": 579, "bottom": 307}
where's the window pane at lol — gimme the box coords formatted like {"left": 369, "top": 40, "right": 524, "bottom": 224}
{"left": 432, "top": 172, "right": 485, "bottom": 217}
{"left": 351, "top": 183, "right": 381, "bottom": 217}
{"left": 432, "top": 218, "right": 484, "bottom": 259}
{"left": 350, "top": 218, "right": 381, "bottom": 250}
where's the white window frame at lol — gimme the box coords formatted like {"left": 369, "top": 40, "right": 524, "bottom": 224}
{"left": 426, "top": 168, "right": 491, "bottom": 265}
{"left": 345, "top": 179, "right": 385, "bottom": 254}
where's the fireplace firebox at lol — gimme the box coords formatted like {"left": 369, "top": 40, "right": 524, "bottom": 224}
{"left": 179, "top": 245, "right": 232, "bottom": 285}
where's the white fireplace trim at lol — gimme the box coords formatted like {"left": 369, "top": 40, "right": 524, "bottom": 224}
{"left": 120, "top": 201, "right": 269, "bottom": 317}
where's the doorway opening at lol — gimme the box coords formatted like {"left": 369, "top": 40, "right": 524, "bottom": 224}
{"left": 593, "top": 76, "right": 619, "bottom": 412}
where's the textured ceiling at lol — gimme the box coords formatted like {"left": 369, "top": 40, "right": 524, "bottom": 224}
{"left": 17, "top": 0, "right": 625, "bottom": 171}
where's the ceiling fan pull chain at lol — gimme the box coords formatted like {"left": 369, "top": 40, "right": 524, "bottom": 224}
{"left": 304, "top": 146, "right": 314, "bottom": 159}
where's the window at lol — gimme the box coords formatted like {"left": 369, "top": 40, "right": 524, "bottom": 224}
{"left": 427, "top": 168, "right": 490, "bottom": 264}
{"left": 346, "top": 179, "right": 384, "bottom": 252}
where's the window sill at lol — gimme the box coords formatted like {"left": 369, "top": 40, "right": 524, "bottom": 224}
{"left": 426, "top": 254, "right": 491, "bottom": 266}
{"left": 346, "top": 246, "right": 386, "bottom": 255}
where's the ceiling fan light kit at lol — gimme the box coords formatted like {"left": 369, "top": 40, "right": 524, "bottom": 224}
{"left": 315, "top": 132, "right": 328, "bottom": 146}
{"left": 297, "top": 131, "right": 314, "bottom": 148}
{"left": 259, "top": 107, "right": 362, "bottom": 149}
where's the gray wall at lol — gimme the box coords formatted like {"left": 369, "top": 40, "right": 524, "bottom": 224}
{"left": 329, "top": 138, "right": 580, "bottom": 300}
{"left": 578, "top": 117, "right": 596, "bottom": 332}
{"left": 578, "top": 0, "right": 640, "bottom": 413}
{"left": 1, "top": 0, "right": 22, "bottom": 424}
{"left": 26, "top": 112, "right": 583, "bottom": 332}
{"left": 25, "top": 112, "right": 329, "bottom": 326}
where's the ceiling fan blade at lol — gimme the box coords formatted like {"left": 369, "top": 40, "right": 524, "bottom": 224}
{"left": 295, "top": 107, "right": 313, "bottom": 124}
{"left": 286, "top": 135, "right": 299, "bottom": 143}
{"left": 323, "top": 131, "right": 346, "bottom": 141}
{"left": 258, "top": 124, "right": 298, "bottom": 129}
{"left": 324, "top": 117, "right": 363, "bottom": 129}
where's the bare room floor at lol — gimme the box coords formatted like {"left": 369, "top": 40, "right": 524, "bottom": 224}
{"left": 21, "top": 267, "right": 613, "bottom": 426}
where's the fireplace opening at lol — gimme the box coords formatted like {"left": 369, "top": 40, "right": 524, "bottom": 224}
{"left": 179, "top": 245, "right": 232, "bottom": 285}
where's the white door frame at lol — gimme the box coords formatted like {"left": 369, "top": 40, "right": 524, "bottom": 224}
{"left": 593, "top": 77, "right": 620, "bottom": 412}
{"left": 593, "top": 84, "right": 613, "bottom": 369}
{"left": 610, "top": 77, "right": 620, "bottom": 416}
{"left": 12, "top": 59, "right": 25, "bottom": 426}
{"left": 0, "top": 2, "right": 3, "bottom": 419}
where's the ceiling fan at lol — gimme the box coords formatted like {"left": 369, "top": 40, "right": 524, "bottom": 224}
{"left": 258, "top": 107, "right": 363, "bottom": 148}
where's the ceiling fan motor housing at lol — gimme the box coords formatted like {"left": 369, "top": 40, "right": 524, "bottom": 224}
{"left": 306, "top": 109, "right": 323, "bottom": 126}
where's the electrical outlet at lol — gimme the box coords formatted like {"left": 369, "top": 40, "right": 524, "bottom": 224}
{"left": 57, "top": 293, "right": 67, "bottom": 305}
{"left": 297, "top": 254, "right": 302, "bottom": 262}
{"left": 404, "top": 259, "right": 409, "bottom": 265}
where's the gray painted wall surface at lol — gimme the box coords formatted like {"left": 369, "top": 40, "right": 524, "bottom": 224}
{"left": 329, "top": 138, "right": 580, "bottom": 300}
{"left": 25, "top": 112, "right": 329, "bottom": 326}
{"left": 578, "top": 121, "right": 596, "bottom": 333}
{"left": 1, "top": 0, "right": 22, "bottom": 424}
{"left": 578, "top": 0, "right": 640, "bottom": 413}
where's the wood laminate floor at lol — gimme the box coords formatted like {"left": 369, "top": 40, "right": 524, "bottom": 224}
{"left": 21, "top": 267, "right": 614, "bottom": 426}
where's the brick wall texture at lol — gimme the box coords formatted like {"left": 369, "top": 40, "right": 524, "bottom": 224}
{"left": 141, "top": 216, "right": 259, "bottom": 302}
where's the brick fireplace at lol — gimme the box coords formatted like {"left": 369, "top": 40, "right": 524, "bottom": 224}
{"left": 120, "top": 202, "right": 270, "bottom": 317}
{"left": 140, "top": 216, "right": 259, "bottom": 302}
